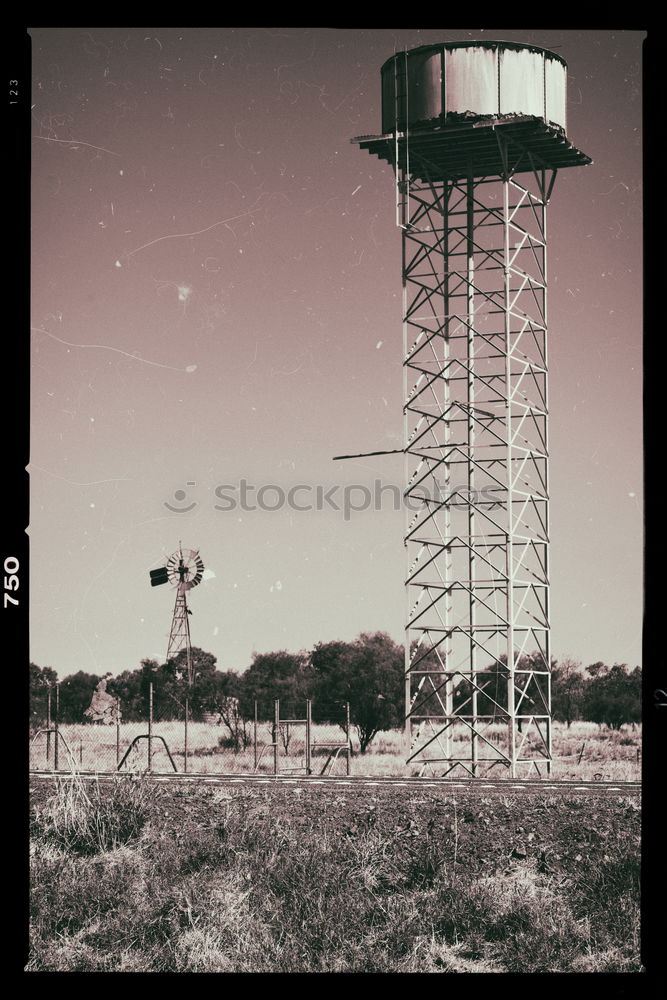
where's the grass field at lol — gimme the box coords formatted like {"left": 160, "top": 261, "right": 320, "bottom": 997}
{"left": 353, "top": 722, "right": 641, "bottom": 781}
{"left": 27, "top": 774, "right": 642, "bottom": 973}
{"left": 30, "top": 719, "right": 642, "bottom": 781}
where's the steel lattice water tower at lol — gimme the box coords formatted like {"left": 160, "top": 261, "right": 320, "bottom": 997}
{"left": 353, "top": 41, "right": 591, "bottom": 777}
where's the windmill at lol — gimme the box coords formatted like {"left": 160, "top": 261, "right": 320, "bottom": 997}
{"left": 149, "top": 544, "right": 204, "bottom": 686}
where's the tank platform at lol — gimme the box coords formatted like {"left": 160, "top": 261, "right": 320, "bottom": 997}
{"left": 353, "top": 114, "right": 592, "bottom": 182}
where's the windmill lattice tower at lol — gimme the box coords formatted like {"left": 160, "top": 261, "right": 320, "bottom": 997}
{"left": 150, "top": 544, "right": 204, "bottom": 687}
{"left": 352, "top": 42, "right": 591, "bottom": 777}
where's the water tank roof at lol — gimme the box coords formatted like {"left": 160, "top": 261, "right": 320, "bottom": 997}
{"left": 355, "top": 39, "right": 591, "bottom": 180}
{"left": 379, "top": 40, "right": 568, "bottom": 72}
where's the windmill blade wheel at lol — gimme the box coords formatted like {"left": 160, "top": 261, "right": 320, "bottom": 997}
{"left": 165, "top": 547, "right": 205, "bottom": 590}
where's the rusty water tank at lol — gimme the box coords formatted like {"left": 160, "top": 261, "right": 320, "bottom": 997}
{"left": 381, "top": 41, "right": 568, "bottom": 136}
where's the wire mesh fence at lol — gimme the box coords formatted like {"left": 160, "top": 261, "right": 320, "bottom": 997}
{"left": 29, "top": 684, "right": 352, "bottom": 776}
{"left": 29, "top": 683, "right": 56, "bottom": 771}
{"left": 28, "top": 682, "right": 643, "bottom": 780}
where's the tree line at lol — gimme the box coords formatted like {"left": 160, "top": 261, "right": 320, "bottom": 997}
{"left": 29, "top": 635, "right": 641, "bottom": 753}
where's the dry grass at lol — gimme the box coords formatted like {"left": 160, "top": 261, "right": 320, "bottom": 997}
{"left": 29, "top": 719, "right": 642, "bottom": 781}
{"left": 28, "top": 779, "right": 642, "bottom": 973}
{"left": 31, "top": 773, "right": 155, "bottom": 855}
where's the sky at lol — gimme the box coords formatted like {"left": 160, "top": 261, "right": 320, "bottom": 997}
{"left": 28, "top": 27, "right": 644, "bottom": 679}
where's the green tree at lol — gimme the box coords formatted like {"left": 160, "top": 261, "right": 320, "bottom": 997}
{"left": 58, "top": 670, "right": 107, "bottom": 723}
{"left": 430, "top": 651, "right": 554, "bottom": 726}
{"left": 138, "top": 657, "right": 163, "bottom": 717}
{"left": 90, "top": 649, "right": 233, "bottom": 723}
{"left": 551, "top": 657, "right": 586, "bottom": 727}
{"left": 583, "top": 663, "right": 641, "bottom": 729}
{"left": 29, "top": 662, "right": 58, "bottom": 727}
{"left": 205, "top": 670, "right": 249, "bottom": 750}
{"left": 238, "top": 650, "right": 311, "bottom": 721}
{"left": 311, "top": 632, "right": 403, "bottom": 753}
{"left": 162, "top": 647, "right": 219, "bottom": 719}
{"left": 106, "top": 669, "right": 142, "bottom": 721}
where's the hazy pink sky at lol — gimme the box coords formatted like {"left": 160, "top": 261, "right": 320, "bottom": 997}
{"left": 29, "top": 27, "right": 644, "bottom": 678}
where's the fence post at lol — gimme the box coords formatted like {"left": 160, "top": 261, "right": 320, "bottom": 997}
{"left": 116, "top": 698, "right": 121, "bottom": 768}
{"left": 46, "top": 685, "right": 52, "bottom": 766}
{"left": 306, "top": 700, "right": 312, "bottom": 775}
{"left": 274, "top": 699, "right": 279, "bottom": 776}
{"left": 184, "top": 696, "right": 189, "bottom": 774}
{"left": 148, "top": 682, "right": 153, "bottom": 773}
{"left": 254, "top": 700, "right": 258, "bottom": 771}
{"left": 54, "top": 683, "right": 60, "bottom": 772}
{"left": 345, "top": 701, "right": 351, "bottom": 776}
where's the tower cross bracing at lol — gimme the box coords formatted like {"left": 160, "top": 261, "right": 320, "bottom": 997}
{"left": 399, "top": 148, "right": 553, "bottom": 776}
